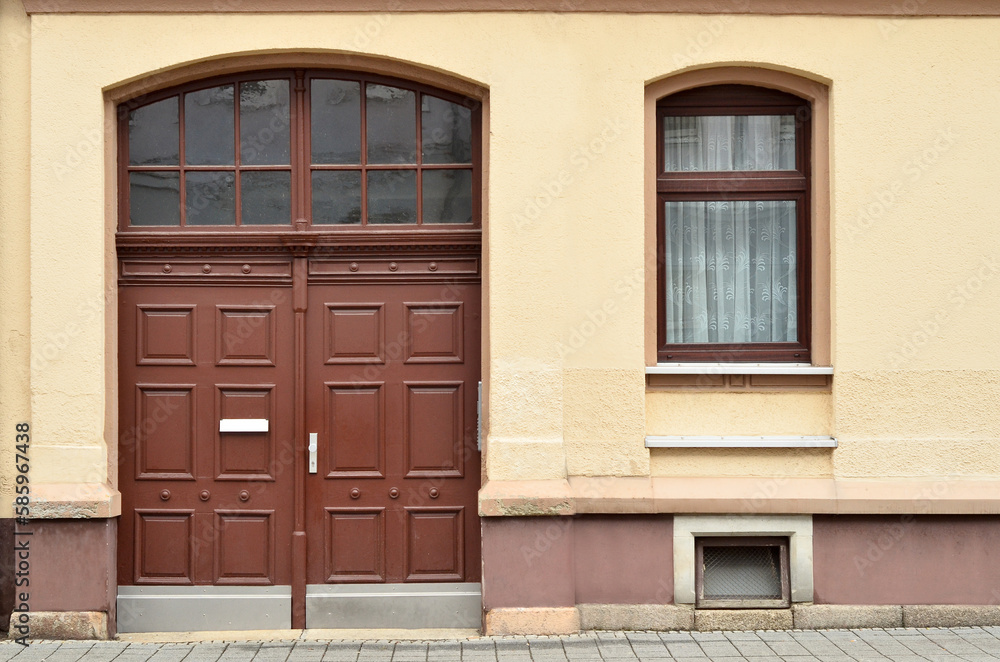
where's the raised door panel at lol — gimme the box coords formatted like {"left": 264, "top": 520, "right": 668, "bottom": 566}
{"left": 404, "top": 507, "right": 464, "bottom": 582}
{"left": 214, "top": 511, "right": 276, "bottom": 585}
{"left": 325, "top": 383, "right": 385, "bottom": 477}
{"left": 324, "top": 304, "right": 385, "bottom": 364}
{"left": 137, "top": 305, "right": 196, "bottom": 365}
{"left": 216, "top": 306, "right": 277, "bottom": 366}
{"left": 403, "top": 303, "right": 463, "bottom": 363}
{"left": 403, "top": 382, "right": 463, "bottom": 478}
{"left": 215, "top": 386, "right": 276, "bottom": 480}
{"left": 134, "top": 385, "right": 196, "bottom": 480}
{"left": 324, "top": 508, "right": 386, "bottom": 583}
{"left": 134, "top": 510, "right": 196, "bottom": 584}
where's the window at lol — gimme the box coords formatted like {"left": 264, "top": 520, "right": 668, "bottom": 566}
{"left": 656, "top": 85, "right": 811, "bottom": 363}
{"left": 695, "top": 536, "right": 791, "bottom": 609}
{"left": 119, "top": 70, "right": 478, "bottom": 230}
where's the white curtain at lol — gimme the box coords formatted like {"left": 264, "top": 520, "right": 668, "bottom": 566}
{"left": 663, "top": 115, "right": 796, "bottom": 172}
{"left": 662, "top": 114, "right": 798, "bottom": 345}
{"left": 663, "top": 200, "right": 797, "bottom": 344}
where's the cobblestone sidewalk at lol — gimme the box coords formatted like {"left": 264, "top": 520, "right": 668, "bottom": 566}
{"left": 1, "top": 628, "right": 999, "bottom": 662}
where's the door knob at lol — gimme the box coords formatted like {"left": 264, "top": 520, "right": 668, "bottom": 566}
{"left": 239, "top": 490, "right": 250, "bottom": 502}
{"left": 389, "top": 487, "right": 399, "bottom": 499}
{"left": 199, "top": 490, "right": 211, "bottom": 501}
{"left": 350, "top": 488, "right": 361, "bottom": 499}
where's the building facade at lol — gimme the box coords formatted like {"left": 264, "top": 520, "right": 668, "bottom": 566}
{"left": 2, "top": 0, "right": 1000, "bottom": 639}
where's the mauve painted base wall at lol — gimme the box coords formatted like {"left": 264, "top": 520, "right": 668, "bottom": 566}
{"left": 481, "top": 515, "right": 674, "bottom": 609}
{"left": 813, "top": 515, "right": 1000, "bottom": 605}
{"left": 484, "top": 514, "right": 1000, "bottom": 611}
{"left": 30, "top": 519, "right": 117, "bottom": 614}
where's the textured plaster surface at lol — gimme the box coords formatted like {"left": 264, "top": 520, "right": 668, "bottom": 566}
{"left": 10, "top": 11, "right": 1000, "bottom": 497}
{"left": 0, "top": 0, "right": 31, "bottom": 519}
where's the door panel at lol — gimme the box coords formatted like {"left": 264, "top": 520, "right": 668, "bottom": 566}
{"left": 119, "top": 285, "right": 294, "bottom": 587}
{"left": 305, "top": 281, "right": 481, "bottom": 585}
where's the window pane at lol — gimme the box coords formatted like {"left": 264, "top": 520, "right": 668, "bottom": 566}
{"left": 663, "top": 200, "right": 797, "bottom": 343}
{"left": 185, "top": 85, "right": 235, "bottom": 166}
{"left": 421, "top": 95, "right": 472, "bottom": 164}
{"left": 186, "top": 171, "right": 235, "bottom": 226}
{"left": 663, "top": 116, "right": 795, "bottom": 172}
{"left": 366, "top": 85, "right": 416, "bottom": 164}
{"left": 241, "top": 171, "right": 291, "bottom": 225}
{"left": 422, "top": 169, "right": 472, "bottom": 224}
{"left": 129, "top": 98, "right": 179, "bottom": 166}
{"left": 312, "top": 171, "right": 362, "bottom": 225}
{"left": 368, "top": 170, "right": 416, "bottom": 224}
{"left": 240, "top": 80, "right": 290, "bottom": 165}
{"left": 129, "top": 172, "right": 180, "bottom": 226}
{"left": 312, "top": 80, "right": 361, "bottom": 165}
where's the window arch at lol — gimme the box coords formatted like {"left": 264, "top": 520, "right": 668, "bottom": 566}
{"left": 118, "top": 69, "right": 481, "bottom": 230}
{"left": 645, "top": 67, "right": 831, "bottom": 368}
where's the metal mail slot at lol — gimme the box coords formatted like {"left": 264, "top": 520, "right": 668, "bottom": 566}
{"left": 219, "top": 418, "right": 269, "bottom": 433}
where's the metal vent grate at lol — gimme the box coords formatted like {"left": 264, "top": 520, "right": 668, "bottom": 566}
{"left": 702, "top": 544, "right": 782, "bottom": 600}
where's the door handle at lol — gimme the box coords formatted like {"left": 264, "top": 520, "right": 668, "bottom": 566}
{"left": 308, "top": 433, "right": 318, "bottom": 474}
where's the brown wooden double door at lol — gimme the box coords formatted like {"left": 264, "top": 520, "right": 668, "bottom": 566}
{"left": 118, "top": 257, "right": 481, "bottom": 604}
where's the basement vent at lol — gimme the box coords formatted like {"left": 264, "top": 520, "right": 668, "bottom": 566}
{"left": 695, "top": 536, "right": 790, "bottom": 609}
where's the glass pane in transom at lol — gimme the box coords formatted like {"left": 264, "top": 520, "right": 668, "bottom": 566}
{"left": 129, "top": 172, "right": 180, "bottom": 226}
{"left": 185, "top": 85, "right": 235, "bottom": 166}
{"left": 312, "top": 171, "right": 362, "bottom": 225}
{"left": 368, "top": 170, "right": 416, "bottom": 224}
{"left": 311, "top": 80, "right": 362, "bottom": 165}
{"left": 421, "top": 95, "right": 473, "bottom": 164}
{"left": 186, "top": 171, "right": 236, "bottom": 225}
{"left": 366, "top": 85, "right": 416, "bottom": 164}
{"left": 663, "top": 115, "right": 795, "bottom": 172}
{"left": 662, "top": 200, "right": 797, "bottom": 344}
{"left": 240, "top": 80, "right": 291, "bottom": 166}
{"left": 241, "top": 171, "right": 291, "bottom": 225}
{"left": 423, "top": 169, "right": 473, "bottom": 224}
{"left": 129, "top": 97, "right": 179, "bottom": 166}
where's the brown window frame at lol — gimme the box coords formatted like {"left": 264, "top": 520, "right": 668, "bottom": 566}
{"left": 656, "top": 85, "right": 812, "bottom": 363}
{"left": 695, "top": 536, "right": 791, "bottom": 609}
{"left": 117, "top": 68, "right": 482, "bottom": 233}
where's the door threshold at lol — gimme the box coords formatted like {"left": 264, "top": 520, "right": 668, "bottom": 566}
{"left": 117, "top": 628, "right": 482, "bottom": 644}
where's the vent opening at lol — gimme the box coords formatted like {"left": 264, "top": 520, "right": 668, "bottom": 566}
{"left": 695, "top": 536, "right": 790, "bottom": 609}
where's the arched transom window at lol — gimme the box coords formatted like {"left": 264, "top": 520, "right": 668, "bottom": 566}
{"left": 119, "top": 70, "right": 479, "bottom": 229}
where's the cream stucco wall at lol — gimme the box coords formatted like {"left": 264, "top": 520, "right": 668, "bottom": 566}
{"left": 7, "top": 10, "right": 1000, "bottom": 507}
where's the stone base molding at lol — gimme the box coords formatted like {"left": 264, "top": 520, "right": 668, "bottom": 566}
{"left": 578, "top": 604, "right": 693, "bottom": 631}
{"left": 483, "top": 608, "right": 581, "bottom": 636}
{"left": 903, "top": 605, "right": 1000, "bottom": 628}
{"left": 486, "top": 604, "right": 1000, "bottom": 634}
{"left": 8, "top": 611, "right": 108, "bottom": 640}
{"left": 792, "top": 604, "right": 904, "bottom": 629}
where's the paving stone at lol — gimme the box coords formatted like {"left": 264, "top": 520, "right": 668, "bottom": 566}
{"left": 691, "top": 633, "right": 728, "bottom": 642}
{"left": 730, "top": 642, "right": 775, "bottom": 658}
{"left": 666, "top": 642, "right": 705, "bottom": 657}
{"left": 659, "top": 633, "right": 696, "bottom": 642}
{"left": 698, "top": 641, "right": 741, "bottom": 657}
{"left": 762, "top": 642, "right": 809, "bottom": 656}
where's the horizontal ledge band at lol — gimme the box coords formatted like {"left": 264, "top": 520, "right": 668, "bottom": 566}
{"left": 646, "top": 435, "right": 838, "bottom": 448}
{"left": 648, "top": 363, "right": 834, "bottom": 375}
